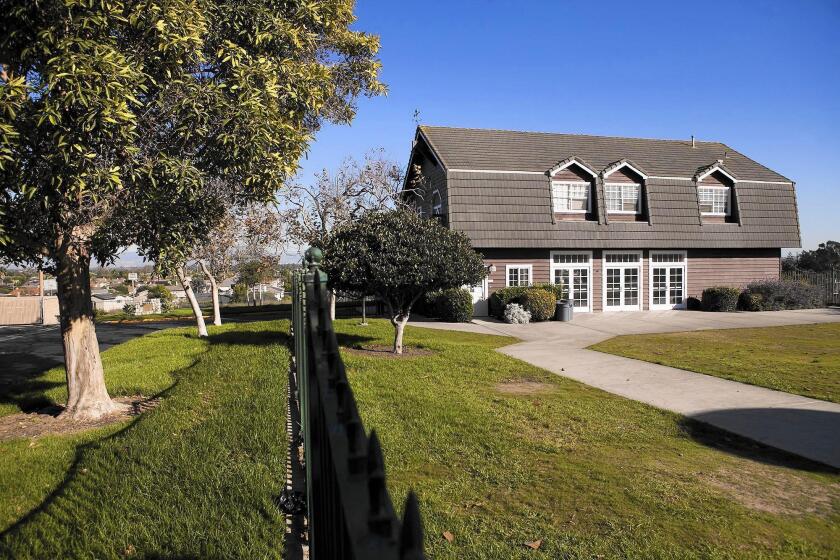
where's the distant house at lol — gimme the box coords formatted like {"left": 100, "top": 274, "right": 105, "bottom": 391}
{"left": 91, "top": 293, "right": 132, "bottom": 313}
{"left": 403, "top": 126, "right": 800, "bottom": 315}
{"left": 218, "top": 277, "right": 237, "bottom": 294}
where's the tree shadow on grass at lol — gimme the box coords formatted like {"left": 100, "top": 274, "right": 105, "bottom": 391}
{"left": 0, "top": 364, "right": 192, "bottom": 553}
{"left": 679, "top": 409, "right": 839, "bottom": 474}
{"left": 333, "top": 332, "right": 379, "bottom": 349}
{"left": 207, "top": 327, "right": 291, "bottom": 347}
{"left": 0, "top": 353, "right": 65, "bottom": 413}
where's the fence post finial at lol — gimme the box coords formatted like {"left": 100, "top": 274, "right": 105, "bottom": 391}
{"left": 305, "top": 247, "right": 323, "bottom": 270}
{"left": 400, "top": 491, "right": 425, "bottom": 560}
{"left": 367, "top": 430, "right": 392, "bottom": 535}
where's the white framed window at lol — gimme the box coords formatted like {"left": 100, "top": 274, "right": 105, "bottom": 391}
{"left": 506, "top": 264, "right": 532, "bottom": 287}
{"left": 602, "top": 251, "right": 643, "bottom": 311}
{"left": 605, "top": 183, "right": 641, "bottom": 213}
{"left": 550, "top": 251, "right": 592, "bottom": 312}
{"left": 551, "top": 181, "right": 591, "bottom": 213}
{"left": 431, "top": 190, "right": 442, "bottom": 215}
{"left": 698, "top": 186, "right": 730, "bottom": 215}
{"left": 649, "top": 250, "right": 688, "bottom": 310}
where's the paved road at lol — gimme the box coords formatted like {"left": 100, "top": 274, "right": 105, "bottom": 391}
{"left": 0, "top": 322, "right": 182, "bottom": 381}
{"left": 413, "top": 309, "right": 840, "bottom": 468}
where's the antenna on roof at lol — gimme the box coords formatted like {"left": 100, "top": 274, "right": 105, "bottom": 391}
{"left": 691, "top": 135, "right": 696, "bottom": 148}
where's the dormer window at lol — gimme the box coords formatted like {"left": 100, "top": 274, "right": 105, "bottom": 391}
{"left": 552, "top": 182, "right": 591, "bottom": 213}
{"left": 698, "top": 185, "right": 731, "bottom": 215}
{"left": 605, "top": 184, "right": 641, "bottom": 213}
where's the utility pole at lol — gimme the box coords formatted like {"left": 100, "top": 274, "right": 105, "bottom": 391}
{"left": 38, "top": 270, "right": 45, "bottom": 325}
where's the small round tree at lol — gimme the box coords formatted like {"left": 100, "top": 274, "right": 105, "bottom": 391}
{"left": 322, "top": 210, "right": 486, "bottom": 354}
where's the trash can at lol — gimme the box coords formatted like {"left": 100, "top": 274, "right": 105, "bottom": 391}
{"left": 554, "top": 300, "right": 574, "bottom": 322}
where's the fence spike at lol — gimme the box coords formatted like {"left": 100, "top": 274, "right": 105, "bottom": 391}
{"left": 346, "top": 419, "right": 366, "bottom": 474}
{"left": 400, "top": 492, "right": 425, "bottom": 560}
{"left": 367, "top": 430, "right": 392, "bottom": 535}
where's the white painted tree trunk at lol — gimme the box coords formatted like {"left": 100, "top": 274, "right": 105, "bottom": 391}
{"left": 55, "top": 238, "right": 120, "bottom": 420}
{"left": 176, "top": 266, "right": 208, "bottom": 337}
{"left": 198, "top": 261, "right": 222, "bottom": 326}
{"left": 330, "top": 290, "right": 336, "bottom": 320}
{"left": 392, "top": 315, "right": 409, "bottom": 354}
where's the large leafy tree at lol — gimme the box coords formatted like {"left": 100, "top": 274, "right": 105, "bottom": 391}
{"left": 0, "top": 0, "right": 384, "bottom": 419}
{"left": 322, "top": 210, "right": 486, "bottom": 354}
{"left": 792, "top": 241, "right": 840, "bottom": 272}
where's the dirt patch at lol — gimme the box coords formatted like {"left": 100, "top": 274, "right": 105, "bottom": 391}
{"left": 0, "top": 396, "right": 160, "bottom": 441}
{"left": 495, "top": 380, "right": 554, "bottom": 395}
{"left": 700, "top": 464, "right": 840, "bottom": 516}
{"left": 340, "top": 344, "right": 435, "bottom": 358}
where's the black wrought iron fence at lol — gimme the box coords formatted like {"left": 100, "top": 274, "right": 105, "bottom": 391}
{"left": 289, "top": 248, "right": 425, "bottom": 560}
{"left": 782, "top": 268, "right": 840, "bottom": 306}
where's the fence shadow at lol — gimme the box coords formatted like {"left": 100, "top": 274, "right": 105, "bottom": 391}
{"left": 679, "top": 409, "right": 839, "bottom": 474}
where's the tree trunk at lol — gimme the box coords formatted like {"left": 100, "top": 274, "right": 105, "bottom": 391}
{"left": 176, "top": 266, "right": 208, "bottom": 337}
{"left": 55, "top": 238, "right": 121, "bottom": 420}
{"left": 392, "top": 315, "right": 409, "bottom": 354}
{"left": 330, "top": 290, "right": 337, "bottom": 321}
{"left": 199, "top": 261, "right": 222, "bottom": 326}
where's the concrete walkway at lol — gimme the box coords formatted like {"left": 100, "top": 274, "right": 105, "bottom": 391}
{"left": 411, "top": 309, "right": 840, "bottom": 468}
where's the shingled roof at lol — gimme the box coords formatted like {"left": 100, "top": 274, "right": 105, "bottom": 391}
{"left": 419, "top": 126, "right": 791, "bottom": 183}
{"left": 409, "top": 126, "right": 800, "bottom": 249}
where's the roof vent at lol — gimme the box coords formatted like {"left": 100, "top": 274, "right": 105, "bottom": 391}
{"left": 691, "top": 135, "right": 696, "bottom": 148}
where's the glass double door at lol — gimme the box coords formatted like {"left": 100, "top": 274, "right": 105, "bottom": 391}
{"left": 553, "top": 267, "right": 590, "bottom": 312}
{"left": 605, "top": 267, "right": 640, "bottom": 310}
{"left": 651, "top": 265, "right": 685, "bottom": 309}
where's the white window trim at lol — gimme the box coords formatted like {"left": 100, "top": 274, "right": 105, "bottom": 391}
{"left": 550, "top": 251, "right": 593, "bottom": 312}
{"left": 431, "top": 189, "right": 442, "bottom": 214}
{"left": 602, "top": 250, "right": 643, "bottom": 312}
{"left": 505, "top": 264, "right": 533, "bottom": 287}
{"left": 604, "top": 182, "right": 642, "bottom": 214}
{"left": 548, "top": 159, "right": 598, "bottom": 178}
{"left": 697, "top": 185, "right": 732, "bottom": 216}
{"left": 648, "top": 250, "right": 688, "bottom": 310}
{"left": 551, "top": 180, "right": 592, "bottom": 214}
{"left": 603, "top": 161, "right": 649, "bottom": 180}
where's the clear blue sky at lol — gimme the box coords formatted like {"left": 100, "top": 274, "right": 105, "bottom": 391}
{"left": 299, "top": 0, "right": 840, "bottom": 252}
{"left": 114, "top": 0, "right": 837, "bottom": 266}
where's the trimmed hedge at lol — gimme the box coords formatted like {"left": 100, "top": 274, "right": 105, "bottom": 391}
{"left": 701, "top": 287, "right": 740, "bottom": 312}
{"left": 435, "top": 288, "right": 474, "bottom": 322}
{"left": 521, "top": 288, "right": 556, "bottom": 321}
{"left": 738, "top": 280, "right": 823, "bottom": 311}
{"left": 489, "top": 284, "right": 566, "bottom": 319}
{"left": 686, "top": 297, "right": 702, "bottom": 311}
{"left": 489, "top": 287, "right": 528, "bottom": 318}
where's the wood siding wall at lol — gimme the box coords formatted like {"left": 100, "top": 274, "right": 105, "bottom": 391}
{"left": 686, "top": 248, "right": 780, "bottom": 298}
{"left": 480, "top": 248, "right": 780, "bottom": 312}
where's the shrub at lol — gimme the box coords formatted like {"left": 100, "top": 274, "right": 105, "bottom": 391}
{"left": 533, "top": 282, "right": 567, "bottom": 301}
{"left": 122, "top": 303, "right": 137, "bottom": 315}
{"left": 739, "top": 280, "right": 823, "bottom": 311}
{"left": 415, "top": 290, "right": 441, "bottom": 317}
{"left": 701, "top": 287, "right": 740, "bottom": 312}
{"left": 503, "top": 303, "right": 531, "bottom": 324}
{"left": 521, "top": 288, "right": 556, "bottom": 321}
{"left": 489, "top": 286, "right": 528, "bottom": 318}
{"left": 686, "top": 297, "right": 702, "bottom": 311}
{"left": 434, "top": 288, "right": 474, "bottom": 322}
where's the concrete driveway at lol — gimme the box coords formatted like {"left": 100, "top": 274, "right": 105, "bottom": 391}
{"left": 412, "top": 308, "right": 840, "bottom": 468}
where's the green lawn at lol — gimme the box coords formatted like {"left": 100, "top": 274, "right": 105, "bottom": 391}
{"left": 589, "top": 323, "right": 840, "bottom": 404}
{"left": 0, "top": 321, "right": 288, "bottom": 559}
{"left": 335, "top": 319, "right": 839, "bottom": 559}
{"left": 2, "top": 319, "right": 838, "bottom": 558}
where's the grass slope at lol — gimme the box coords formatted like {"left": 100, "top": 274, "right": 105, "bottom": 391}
{"left": 590, "top": 323, "right": 840, "bottom": 403}
{"left": 0, "top": 321, "right": 288, "bottom": 559}
{"left": 337, "top": 319, "right": 840, "bottom": 559}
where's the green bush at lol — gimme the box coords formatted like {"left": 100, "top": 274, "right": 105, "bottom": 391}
{"left": 701, "top": 287, "right": 740, "bottom": 312}
{"left": 534, "top": 282, "right": 567, "bottom": 300}
{"left": 521, "top": 288, "right": 556, "bottom": 321}
{"left": 489, "top": 286, "right": 528, "bottom": 318}
{"left": 415, "top": 290, "right": 441, "bottom": 317}
{"left": 738, "top": 280, "right": 823, "bottom": 311}
{"left": 686, "top": 297, "right": 702, "bottom": 311}
{"left": 434, "top": 288, "right": 474, "bottom": 322}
